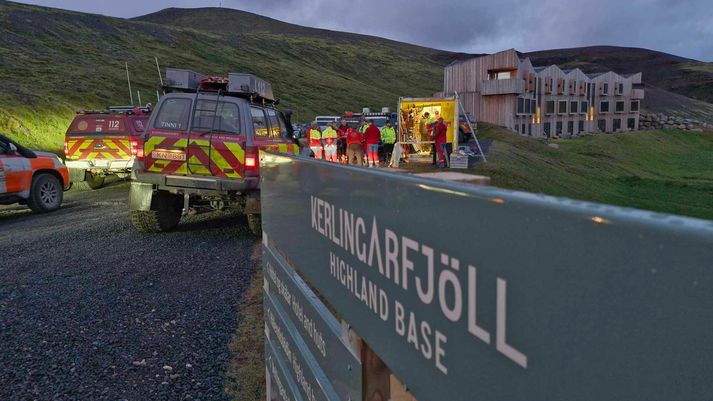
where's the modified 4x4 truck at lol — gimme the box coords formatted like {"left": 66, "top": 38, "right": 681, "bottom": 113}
{"left": 129, "top": 69, "right": 299, "bottom": 234}
{"left": 64, "top": 106, "right": 151, "bottom": 189}
{"left": 0, "top": 134, "right": 69, "bottom": 213}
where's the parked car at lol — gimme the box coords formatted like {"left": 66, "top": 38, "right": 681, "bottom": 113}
{"left": 0, "top": 134, "right": 70, "bottom": 213}
{"left": 64, "top": 105, "right": 151, "bottom": 189}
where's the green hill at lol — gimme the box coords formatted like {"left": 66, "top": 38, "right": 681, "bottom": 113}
{"left": 0, "top": 2, "right": 451, "bottom": 152}
{"left": 470, "top": 125, "right": 713, "bottom": 220}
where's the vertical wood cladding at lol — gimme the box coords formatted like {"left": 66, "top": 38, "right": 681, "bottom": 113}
{"left": 444, "top": 49, "right": 643, "bottom": 138}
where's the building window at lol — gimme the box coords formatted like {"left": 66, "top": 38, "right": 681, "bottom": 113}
{"left": 488, "top": 70, "right": 512, "bottom": 80}
{"left": 546, "top": 100, "right": 555, "bottom": 114}
{"left": 531, "top": 100, "right": 537, "bottom": 114}
{"left": 631, "top": 100, "right": 640, "bottom": 112}
{"left": 603, "top": 83, "right": 609, "bottom": 95}
{"left": 628, "top": 118, "right": 636, "bottom": 130}
{"left": 558, "top": 101, "right": 567, "bottom": 114}
{"left": 598, "top": 119, "right": 606, "bottom": 132}
{"left": 618, "top": 83, "right": 624, "bottom": 94}
{"left": 525, "top": 99, "right": 531, "bottom": 114}
{"left": 613, "top": 119, "right": 622, "bottom": 131}
{"left": 615, "top": 101, "right": 625, "bottom": 113}
{"left": 544, "top": 122, "right": 551, "bottom": 137}
{"left": 521, "top": 124, "right": 526, "bottom": 135}
{"left": 567, "top": 121, "right": 574, "bottom": 133}
{"left": 581, "top": 101, "right": 588, "bottom": 114}
{"left": 587, "top": 83, "right": 591, "bottom": 98}
{"left": 600, "top": 101, "right": 610, "bottom": 113}
{"left": 517, "top": 98, "right": 525, "bottom": 114}
{"left": 556, "top": 121, "right": 563, "bottom": 135}
{"left": 528, "top": 123, "right": 532, "bottom": 136}
{"left": 570, "top": 101, "right": 578, "bottom": 113}
{"left": 579, "top": 120, "right": 585, "bottom": 132}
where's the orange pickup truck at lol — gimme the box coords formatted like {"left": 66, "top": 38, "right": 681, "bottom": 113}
{"left": 0, "top": 134, "right": 70, "bottom": 213}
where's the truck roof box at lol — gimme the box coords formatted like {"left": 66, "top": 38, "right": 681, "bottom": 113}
{"left": 163, "top": 68, "right": 275, "bottom": 103}
{"left": 166, "top": 68, "right": 206, "bottom": 90}
{"left": 228, "top": 73, "right": 275, "bottom": 102}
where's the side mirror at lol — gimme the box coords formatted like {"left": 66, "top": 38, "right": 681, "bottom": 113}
{"left": 8, "top": 143, "right": 18, "bottom": 154}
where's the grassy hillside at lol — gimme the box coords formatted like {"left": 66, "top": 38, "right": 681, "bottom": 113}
{"left": 0, "top": 2, "right": 448, "bottom": 151}
{"left": 470, "top": 125, "right": 713, "bottom": 220}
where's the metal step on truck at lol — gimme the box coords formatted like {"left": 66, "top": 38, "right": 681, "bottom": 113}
{"left": 129, "top": 68, "right": 300, "bottom": 234}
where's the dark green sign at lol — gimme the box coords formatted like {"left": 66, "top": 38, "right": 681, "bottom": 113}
{"left": 263, "top": 244, "right": 361, "bottom": 401}
{"left": 261, "top": 153, "right": 713, "bottom": 401}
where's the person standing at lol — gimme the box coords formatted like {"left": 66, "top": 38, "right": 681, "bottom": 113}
{"left": 308, "top": 122, "right": 323, "bottom": 159}
{"left": 336, "top": 119, "right": 349, "bottom": 163}
{"left": 433, "top": 117, "right": 448, "bottom": 167}
{"left": 364, "top": 120, "right": 381, "bottom": 168}
{"left": 380, "top": 121, "right": 396, "bottom": 165}
{"left": 345, "top": 127, "right": 363, "bottom": 166}
{"left": 322, "top": 122, "right": 339, "bottom": 162}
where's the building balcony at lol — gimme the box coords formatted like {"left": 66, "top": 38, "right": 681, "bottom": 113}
{"left": 481, "top": 78, "right": 525, "bottom": 95}
{"left": 631, "top": 88, "right": 645, "bottom": 99}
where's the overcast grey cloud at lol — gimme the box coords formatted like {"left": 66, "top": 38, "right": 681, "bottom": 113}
{"left": 15, "top": 0, "right": 713, "bottom": 60}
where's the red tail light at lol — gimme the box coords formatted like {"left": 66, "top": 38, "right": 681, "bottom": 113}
{"left": 130, "top": 139, "right": 144, "bottom": 159}
{"left": 245, "top": 146, "right": 258, "bottom": 171}
{"left": 63, "top": 140, "right": 69, "bottom": 156}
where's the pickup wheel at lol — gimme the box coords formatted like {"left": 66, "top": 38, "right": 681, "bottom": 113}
{"left": 27, "top": 173, "right": 63, "bottom": 213}
{"left": 247, "top": 213, "right": 261, "bottom": 236}
{"left": 130, "top": 192, "right": 182, "bottom": 233}
{"left": 85, "top": 173, "right": 105, "bottom": 190}
{"left": 72, "top": 172, "right": 105, "bottom": 190}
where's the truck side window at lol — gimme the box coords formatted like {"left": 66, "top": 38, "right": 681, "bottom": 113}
{"left": 251, "top": 108, "right": 269, "bottom": 137}
{"left": 154, "top": 98, "right": 191, "bottom": 131}
{"left": 265, "top": 109, "right": 287, "bottom": 139}
{"left": 193, "top": 100, "right": 241, "bottom": 134}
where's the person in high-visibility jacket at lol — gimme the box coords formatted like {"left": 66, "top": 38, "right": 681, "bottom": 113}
{"left": 308, "top": 122, "right": 323, "bottom": 159}
{"left": 322, "top": 122, "right": 339, "bottom": 162}
{"left": 364, "top": 121, "right": 381, "bottom": 168}
{"left": 380, "top": 121, "right": 396, "bottom": 165}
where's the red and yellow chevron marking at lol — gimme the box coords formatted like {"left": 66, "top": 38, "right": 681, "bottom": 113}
{"left": 66, "top": 137, "right": 132, "bottom": 160}
{"left": 144, "top": 135, "right": 247, "bottom": 178}
{"left": 261, "top": 143, "right": 300, "bottom": 155}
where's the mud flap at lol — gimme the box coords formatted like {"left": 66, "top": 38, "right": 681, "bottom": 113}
{"left": 129, "top": 182, "right": 154, "bottom": 211}
{"left": 69, "top": 168, "right": 86, "bottom": 183}
{"left": 245, "top": 192, "right": 261, "bottom": 215}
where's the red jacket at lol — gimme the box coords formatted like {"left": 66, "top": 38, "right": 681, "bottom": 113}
{"left": 337, "top": 124, "right": 349, "bottom": 139}
{"left": 364, "top": 124, "right": 381, "bottom": 145}
{"left": 433, "top": 122, "right": 447, "bottom": 144}
{"left": 346, "top": 128, "right": 363, "bottom": 146}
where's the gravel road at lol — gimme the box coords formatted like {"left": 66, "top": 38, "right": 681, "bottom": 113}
{"left": 0, "top": 181, "right": 260, "bottom": 400}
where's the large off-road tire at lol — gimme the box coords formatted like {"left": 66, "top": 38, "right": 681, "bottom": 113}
{"left": 27, "top": 173, "right": 63, "bottom": 213}
{"left": 247, "top": 213, "right": 262, "bottom": 237}
{"left": 130, "top": 191, "right": 183, "bottom": 233}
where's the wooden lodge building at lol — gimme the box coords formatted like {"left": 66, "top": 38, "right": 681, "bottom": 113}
{"left": 443, "top": 49, "right": 645, "bottom": 137}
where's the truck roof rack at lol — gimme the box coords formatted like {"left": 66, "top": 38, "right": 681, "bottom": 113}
{"left": 77, "top": 105, "right": 152, "bottom": 115}
{"left": 163, "top": 68, "right": 277, "bottom": 104}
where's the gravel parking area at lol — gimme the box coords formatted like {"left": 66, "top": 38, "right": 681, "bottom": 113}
{"left": 0, "top": 182, "right": 260, "bottom": 400}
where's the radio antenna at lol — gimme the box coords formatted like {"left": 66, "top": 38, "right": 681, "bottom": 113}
{"left": 137, "top": 90, "right": 142, "bottom": 106}
{"left": 125, "top": 62, "right": 134, "bottom": 106}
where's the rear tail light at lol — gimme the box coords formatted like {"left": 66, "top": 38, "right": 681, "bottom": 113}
{"left": 245, "top": 146, "right": 258, "bottom": 170}
{"left": 130, "top": 139, "right": 144, "bottom": 159}
{"left": 63, "top": 140, "right": 69, "bottom": 156}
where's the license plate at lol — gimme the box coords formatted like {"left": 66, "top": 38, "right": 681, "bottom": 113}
{"left": 152, "top": 150, "right": 186, "bottom": 161}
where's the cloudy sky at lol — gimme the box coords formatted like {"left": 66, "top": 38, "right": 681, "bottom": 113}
{"left": 15, "top": 0, "right": 713, "bottom": 61}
